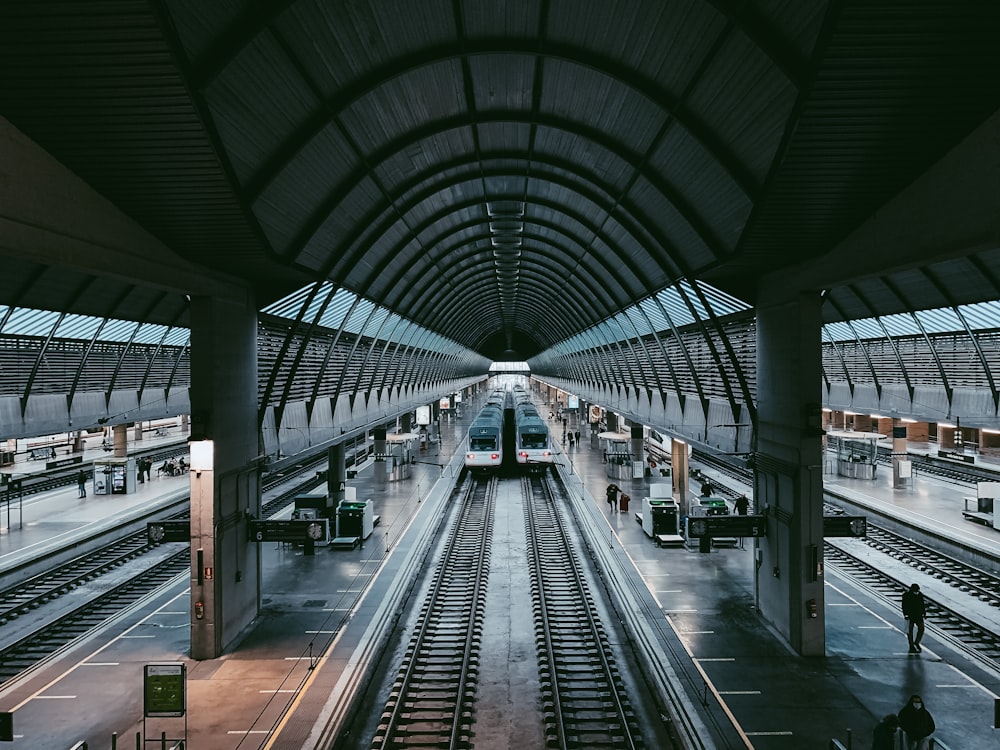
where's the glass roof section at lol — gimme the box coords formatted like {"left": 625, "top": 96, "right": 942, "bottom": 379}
{"left": 0, "top": 306, "right": 189, "bottom": 347}
{"left": 263, "top": 284, "right": 474, "bottom": 354}
{"left": 822, "top": 301, "right": 1000, "bottom": 343}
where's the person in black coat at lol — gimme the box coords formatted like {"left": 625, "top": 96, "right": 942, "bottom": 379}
{"left": 897, "top": 694, "right": 935, "bottom": 750}
{"left": 871, "top": 714, "right": 899, "bottom": 750}
{"left": 605, "top": 483, "right": 619, "bottom": 512}
{"left": 901, "top": 583, "right": 927, "bottom": 652}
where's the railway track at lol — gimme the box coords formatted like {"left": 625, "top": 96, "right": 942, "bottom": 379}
{"left": 824, "top": 541, "right": 1000, "bottom": 666}
{"left": 524, "top": 473, "right": 644, "bottom": 749}
{"left": 0, "top": 454, "right": 329, "bottom": 686}
{"left": 370, "top": 475, "right": 496, "bottom": 749}
{"left": 694, "top": 449, "right": 1000, "bottom": 666}
{"left": 862, "top": 525, "right": 1000, "bottom": 608}
{"left": 0, "top": 553, "right": 190, "bottom": 683}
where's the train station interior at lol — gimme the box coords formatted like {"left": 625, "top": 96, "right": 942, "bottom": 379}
{"left": 1, "top": 2, "right": 1000, "bottom": 748}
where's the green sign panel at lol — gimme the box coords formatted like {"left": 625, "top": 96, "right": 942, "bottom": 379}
{"left": 144, "top": 664, "right": 186, "bottom": 717}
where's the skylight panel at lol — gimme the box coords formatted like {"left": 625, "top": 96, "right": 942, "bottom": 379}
{"left": 915, "top": 307, "right": 962, "bottom": 334}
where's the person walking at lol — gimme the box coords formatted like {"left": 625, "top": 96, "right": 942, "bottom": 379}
{"left": 77, "top": 468, "right": 87, "bottom": 498}
{"left": 871, "top": 714, "right": 899, "bottom": 750}
{"left": 902, "top": 583, "right": 927, "bottom": 652}
{"left": 605, "top": 483, "right": 619, "bottom": 512}
{"left": 733, "top": 494, "right": 751, "bottom": 548}
{"left": 897, "top": 694, "right": 935, "bottom": 750}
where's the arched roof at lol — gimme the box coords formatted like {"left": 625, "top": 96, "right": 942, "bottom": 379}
{"left": 0, "top": 1, "right": 998, "bottom": 361}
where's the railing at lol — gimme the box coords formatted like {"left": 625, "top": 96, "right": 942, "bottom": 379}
{"left": 67, "top": 732, "right": 187, "bottom": 749}
{"left": 829, "top": 729, "right": 952, "bottom": 750}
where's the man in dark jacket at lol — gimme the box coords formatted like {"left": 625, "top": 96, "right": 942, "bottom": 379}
{"left": 871, "top": 714, "right": 899, "bottom": 750}
{"left": 901, "top": 583, "right": 927, "bottom": 652}
{"left": 897, "top": 694, "right": 934, "bottom": 750}
{"left": 605, "top": 483, "right": 619, "bottom": 512}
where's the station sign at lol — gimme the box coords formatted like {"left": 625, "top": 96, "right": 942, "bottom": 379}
{"left": 248, "top": 519, "right": 328, "bottom": 543}
{"left": 686, "top": 515, "right": 765, "bottom": 538}
{"left": 822, "top": 515, "right": 867, "bottom": 537}
{"left": 146, "top": 519, "right": 190, "bottom": 544}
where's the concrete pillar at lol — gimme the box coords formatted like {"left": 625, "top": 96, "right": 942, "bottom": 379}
{"left": 892, "top": 420, "right": 909, "bottom": 488}
{"left": 671, "top": 440, "right": 690, "bottom": 516}
{"left": 188, "top": 294, "right": 260, "bottom": 660}
{"left": 754, "top": 290, "right": 825, "bottom": 656}
{"left": 328, "top": 443, "right": 346, "bottom": 505}
{"left": 373, "top": 427, "right": 387, "bottom": 484}
{"left": 630, "top": 424, "right": 644, "bottom": 478}
{"left": 113, "top": 424, "right": 128, "bottom": 457}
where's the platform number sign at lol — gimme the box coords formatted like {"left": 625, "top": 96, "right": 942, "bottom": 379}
{"left": 144, "top": 664, "right": 186, "bottom": 717}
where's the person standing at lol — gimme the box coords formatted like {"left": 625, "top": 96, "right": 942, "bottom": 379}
{"left": 77, "top": 468, "right": 87, "bottom": 498}
{"left": 871, "top": 714, "right": 899, "bottom": 750}
{"left": 902, "top": 583, "right": 926, "bottom": 653}
{"left": 897, "top": 694, "right": 935, "bottom": 750}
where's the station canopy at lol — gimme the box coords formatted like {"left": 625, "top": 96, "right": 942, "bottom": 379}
{"left": 0, "top": 2, "right": 999, "bottom": 362}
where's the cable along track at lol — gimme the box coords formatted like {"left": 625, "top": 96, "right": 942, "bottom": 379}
{"left": 524, "top": 474, "right": 644, "bottom": 750}
{"left": 371, "top": 476, "right": 497, "bottom": 749}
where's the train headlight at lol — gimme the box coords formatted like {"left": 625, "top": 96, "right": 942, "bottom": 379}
{"left": 491, "top": 453, "right": 499, "bottom": 460}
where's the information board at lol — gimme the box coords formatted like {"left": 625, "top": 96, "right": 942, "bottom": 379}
{"left": 248, "top": 519, "right": 328, "bottom": 543}
{"left": 686, "top": 515, "right": 766, "bottom": 538}
{"left": 822, "top": 515, "right": 867, "bottom": 537}
{"left": 144, "top": 664, "right": 186, "bottom": 717}
{"left": 146, "top": 520, "right": 191, "bottom": 544}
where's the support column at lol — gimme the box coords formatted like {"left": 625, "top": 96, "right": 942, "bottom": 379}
{"left": 113, "top": 424, "right": 128, "bottom": 458}
{"left": 671, "top": 440, "right": 690, "bottom": 516}
{"left": 188, "top": 294, "right": 259, "bottom": 660}
{"left": 892, "top": 420, "right": 909, "bottom": 488}
{"left": 328, "top": 443, "right": 346, "bottom": 505}
{"left": 754, "top": 290, "right": 825, "bottom": 656}
{"left": 373, "top": 427, "right": 387, "bottom": 485}
{"left": 630, "top": 424, "right": 644, "bottom": 480}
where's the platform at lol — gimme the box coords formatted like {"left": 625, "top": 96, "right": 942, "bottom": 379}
{"left": 0, "top": 401, "right": 998, "bottom": 749}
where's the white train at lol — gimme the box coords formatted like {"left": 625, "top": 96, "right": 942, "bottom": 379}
{"left": 512, "top": 387, "right": 554, "bottom": 472}
{"left": 465, "top": 389, "right": 507, "bottom": 471}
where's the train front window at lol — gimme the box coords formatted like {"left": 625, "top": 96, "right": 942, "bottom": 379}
{"left": 520, "top": 434, "right": 547, "bottom": 449}
{"left": 471, "top": 436, "right": 497, "bottom": 450}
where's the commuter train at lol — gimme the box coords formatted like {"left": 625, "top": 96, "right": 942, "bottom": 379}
{"left": 464, "top": 389, "right": 507, "bottom": 471}
{"left": 512, "top": 387, "right": 554, "bottom": 472}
